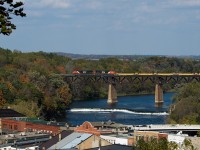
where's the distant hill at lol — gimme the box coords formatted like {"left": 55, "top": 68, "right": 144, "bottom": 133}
{"left": 55, "top": 52, "right": 200, "bottom": 60}
{"left": 55, "top": 52, "right": 146, "bottom": 60}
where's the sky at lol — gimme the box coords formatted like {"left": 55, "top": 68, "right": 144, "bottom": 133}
{"left": 1, "top": 0, "right": 200, "bottom": 55}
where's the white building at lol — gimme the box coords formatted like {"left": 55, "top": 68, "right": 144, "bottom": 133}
{"left": 0, "top": 146, "right": 38, "bottom": 150}
{"left": 168, "top": 133, "right": 187, "bottom": 147}
{"left": 100, "top": 134, "right": 128, "bottom": 145}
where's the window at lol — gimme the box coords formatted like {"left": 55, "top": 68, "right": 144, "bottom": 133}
{"left": 85, "top": 124, "right": 89, "bottom": 129}
{"left": 14, "top": 125, "right": 18, "bottom": 130}
{"left": 136, "top": 136, "right": 139, "bottom": 141}
{"left": 146, "top": 136, "right": 149, "bottom": 141}
{"left": 2, "top": 124, "right": 7, "bottom": 129}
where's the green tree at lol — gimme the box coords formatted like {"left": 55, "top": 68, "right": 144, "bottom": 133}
{"left": 133, "top": 138, "right": 196, "bottom": 150}
{"left": 181, "top": 139, "right": 196, "bottom": 150}
{"left": 169, "top": 82, "right": 200, "bottom": 124}
{"left": 0, "top": 0, "right": 26, "bottom": 35}
{"left": 0, "top": 90, "right": 6, "bottom": 108}
{"left": 168, "top": 141, "right": 178, "bottom": 150}
{"left": 11, "top": 99, "right": 41, "bottom": 117}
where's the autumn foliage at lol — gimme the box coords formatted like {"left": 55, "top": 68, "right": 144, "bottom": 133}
{"left": 0, "top": 48, "right": 200, "bottom": 120}
{"left": 0, "top": 49, "right": 71, "bottom": 119}
{"left": 0, "top": 90, "right": 6, "bottom": 108}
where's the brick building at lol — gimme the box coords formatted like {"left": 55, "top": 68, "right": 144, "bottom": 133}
{"left": 74, "top": 121, "right": 128, "bottom": 136}
{"left": 0, "top": 109, "right": 26, "bottom": 134}
{"left": 133, "top": 131, "right": 168, "bottom": 144}
{"left": 1, "top": 118, "right": 66, "bottom": 135}
{"left": 74, "top": 121, "right": 102, "bottom": 136}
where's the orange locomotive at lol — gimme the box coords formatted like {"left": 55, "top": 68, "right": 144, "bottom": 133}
{"left": 72, "top": 70, "right": 117, "bottom": 75}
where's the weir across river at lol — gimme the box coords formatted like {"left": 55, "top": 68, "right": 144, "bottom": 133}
{"left": 62, "top": 73, "right": 200, "bottom": 106}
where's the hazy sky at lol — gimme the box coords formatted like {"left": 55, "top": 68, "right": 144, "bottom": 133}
{"left": 1, "top": 0, "right": 200, "bottom": 55}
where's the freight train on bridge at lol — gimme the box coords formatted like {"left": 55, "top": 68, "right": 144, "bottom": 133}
{"left": 72, "top": 70, "right": 200, "bottom": 76}
{"left": 66, "top": 70, "right": 200, "bottom": 105}
{"left": 72, "top": 70, "right": 117, "bottom": 75}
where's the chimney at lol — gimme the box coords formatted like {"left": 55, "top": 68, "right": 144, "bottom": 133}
{"left": 99, "top": 138, "right": 101, "bottom": 149}
{"left": 59, "top": 133, "right": 62, "bottom": 141}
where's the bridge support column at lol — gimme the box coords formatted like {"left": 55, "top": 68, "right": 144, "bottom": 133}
{"left": 155, "top": 84, "right": 163, "bottom": 106}
{"left": 107, "top": 84, "right": 117, "bottom": 104}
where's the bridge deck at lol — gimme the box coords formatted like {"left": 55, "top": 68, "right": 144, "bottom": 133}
{"left": 128, "top": 124, "right": 200, "bottom": 131}
{"left": 63, "top": 73, "right": 200, "bottom": 76}
{"left": 117, "top": 73, "right": 200, "bottom": 76}
{"left": 62, "top": 73, "right": 200, "bottom": 83}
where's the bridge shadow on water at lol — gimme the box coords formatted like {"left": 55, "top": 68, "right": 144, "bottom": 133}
{"left": 155, "top": 103, "right": 163, "bottom": 108}
{"left": 107, "top": 103, "right": 117, "bottom": 108}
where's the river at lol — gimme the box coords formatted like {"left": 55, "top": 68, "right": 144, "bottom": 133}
{"left": 66, "top": 92, "right": 174, "bottom": 126}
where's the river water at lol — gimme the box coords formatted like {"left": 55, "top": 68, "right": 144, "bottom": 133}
{"left": 66, "top": 92, "right": 174, "bottom": 126}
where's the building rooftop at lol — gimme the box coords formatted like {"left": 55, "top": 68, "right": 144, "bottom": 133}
{"left": 0, "top": 132, "right": 50, "bottom": 148}
{"left": 10, "top": 118, "right": 68, "bottom": 127}
{"left": 0, "top": 109, "right": 25, "bottom": 118}
{"left": 90, "top": 120, "right": 127, "bottom": 128}
{"left": 0, "top": 131, "right": 50, "bottom": 140}
{"left": 39, "top": 130, "right": 73, "bottom": 150}
{"left": 49, "top": 132, "right": 92, "bottom": 149}
{"left": 101, "top": 133, "right": 131, "bottom": 139}
{"left": 88, "top": 144, "right": 133, "bottom": 150}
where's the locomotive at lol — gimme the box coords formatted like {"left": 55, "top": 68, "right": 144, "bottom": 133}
{"left": 72, "top": 70, "right": 117, "bottom": 75}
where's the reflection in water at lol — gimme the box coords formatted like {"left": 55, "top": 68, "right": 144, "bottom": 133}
{"left": 155, "top": 103, "right": 163, "bottom": 108}
{"left": 111, "top": 113, "right": 116, "bottom": 119}
{"left": 108, "top": 102, "right": 117, "bottom": 108}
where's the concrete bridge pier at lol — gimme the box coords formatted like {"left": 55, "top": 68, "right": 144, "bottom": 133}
{"left": 155, "top": 83, "right": 164, "bottom": 106}
{"left": 107, "top": 84, "right": 117, "bottom": 104}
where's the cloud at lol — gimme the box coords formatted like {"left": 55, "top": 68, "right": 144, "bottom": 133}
{"left": 58, "top": 14, "right": 71, "bottom": 19}
{"left": 85, "top": 1, "right": 102, "bottom": 10}
{"left": 24, "top": 0, "right": 200, "bottom": 31}
{"left": 14, "top": 0, "right": 25, "bottom": 2}
{"left": 172, "top": 0, "right": 200, "bottom": 7}
{"left": 135, "top": 2, "right": 161, "bottom": 13}
{"left": 26, "top": 10, "right": 43, "bottom": 17}
{"left": 30, "top": 0, "right": 71, "bottom": 9}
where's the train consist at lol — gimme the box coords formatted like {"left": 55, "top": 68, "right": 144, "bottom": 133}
{"left": 72, "top": 71, "right": 200, "bottom": 75}
{"left": 72, "top": 70, "right": 117, "bottom": 75}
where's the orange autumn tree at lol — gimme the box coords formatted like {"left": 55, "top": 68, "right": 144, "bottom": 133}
{"left": 56, "top": 66, "right": 66, "bottom": 74}
{"left": 57, "top": 85, "right": 72, "bottom": 105}
{"left": 0, "top": 90, "right": 6, "bottom": 108}
{"left": 19, "top": 74, "right": 29, "bottom": 83}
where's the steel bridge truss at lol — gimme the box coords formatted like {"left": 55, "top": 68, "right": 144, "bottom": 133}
{"left": 63, "top": 74, "right": 200, "bottom": 84}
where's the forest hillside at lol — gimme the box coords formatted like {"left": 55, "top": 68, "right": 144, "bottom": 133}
{"left": 0, "top": 48, "right": 199, "bottom": 120}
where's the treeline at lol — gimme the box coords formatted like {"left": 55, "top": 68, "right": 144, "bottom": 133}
{"left": 0, "top": 48, "right": 200, "bottom": 119}
{"left": 69, "top": 56, "right": 200, "bottom": 99}
{"left": 133, "top": 138, "right": 195, "bottom": 150}
{"left": 71, "top": 56, "right": 200, "bottom": 73}
{"left": 0, "top": 48, "right": 72, "bottom": 119}
{"left": 168, "top": 82, "right": 200, "bottom": 124}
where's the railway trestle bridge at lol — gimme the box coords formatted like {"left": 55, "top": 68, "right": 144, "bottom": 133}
{"left": 62, "top": 73, "right": 200, "bottom": 105}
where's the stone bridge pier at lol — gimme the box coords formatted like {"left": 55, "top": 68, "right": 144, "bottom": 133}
{"left": 155, "top": 83, "right": 164, "bottom": 106}
{"left": 107, "top": 84, "right": 117, "bottom": 104}
{"left": 107, "top": 83, "right": 164, "bottom": 105}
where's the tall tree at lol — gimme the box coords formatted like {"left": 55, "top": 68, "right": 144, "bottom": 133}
{"left": 0, "top": 90, "right": 6, "bottom": 108}
{"left": 0, "top": 0, "right": 26, "bottom": 35}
